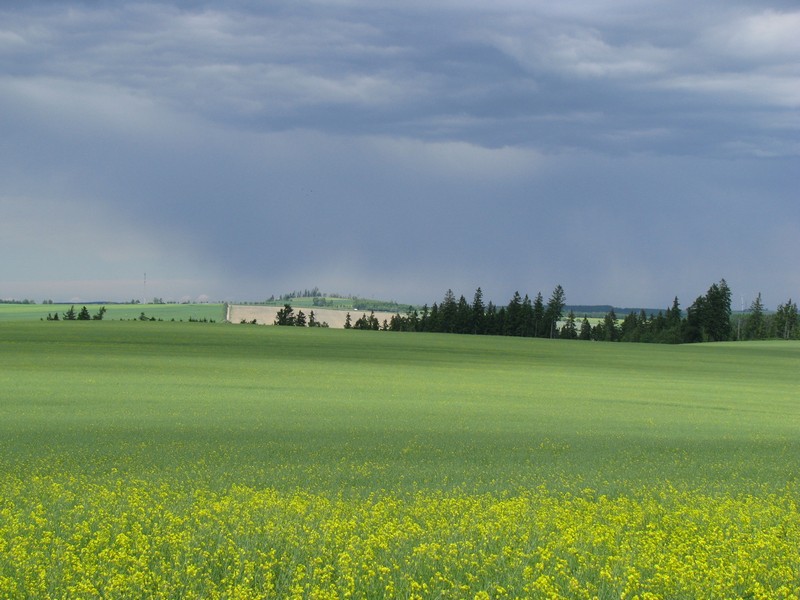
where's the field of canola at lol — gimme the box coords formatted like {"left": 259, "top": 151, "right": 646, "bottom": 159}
{"left": 1, "top": 321, "right": 800, "bottom": 599}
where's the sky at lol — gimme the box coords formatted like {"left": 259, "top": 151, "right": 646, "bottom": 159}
{"left": 1, "top": 1, "right": 798, "bottom": 309}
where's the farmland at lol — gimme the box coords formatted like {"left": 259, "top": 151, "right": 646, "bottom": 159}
{"left": 1, "top": 321, "right": 799, "bottom": 598}
{"left": 0, "top": 303, "right": 225, "bottom": 323}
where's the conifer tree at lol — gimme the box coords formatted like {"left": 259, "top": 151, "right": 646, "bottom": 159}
{"left": 744, "top": 293, "right": 765, "bottom": 340}
{"left": 544, "top": 285, "right": 566, "bottom": 338}
{"left": 774, "top": 299, "right": 798, "bottom": 340}
{"left": 561, "top": 311, "right": 578, "bottom": 339}
{"left": 579, "top": 317, "right": 592, "bottom": 340}
{"left": 471, "top": 288, "right": 485, "bottom": 335}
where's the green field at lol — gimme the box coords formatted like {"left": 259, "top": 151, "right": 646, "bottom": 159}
{"left": 1, "top": 322, "right": 799, "bottom": 598}
{"left": 0, "top": 303, "right": 225, "bottom": 322}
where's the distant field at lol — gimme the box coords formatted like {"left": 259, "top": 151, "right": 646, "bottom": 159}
{"left": 1, "top": 322, "right": 799, "bottom": 597}
{"left": 0, "top": 302, "right": 225, "bottom": 322}
{"left": 229, "top": 304, "right": 399, "bottom": 327}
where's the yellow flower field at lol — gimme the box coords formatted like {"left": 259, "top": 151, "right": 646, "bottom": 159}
{"left": 2, "top": 323, "right": 799, "bottom": 598}
{"left": 2, "top": 472, "right": 800, "bottom": 599}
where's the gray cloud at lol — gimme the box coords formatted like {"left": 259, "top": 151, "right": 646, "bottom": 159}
{"left": 1, "top": 1, "right": 798, "bottom": 308}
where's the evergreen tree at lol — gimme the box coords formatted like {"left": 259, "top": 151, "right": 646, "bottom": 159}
{"left": 666, "top": 297, "right": 682, "bottom": 328}
{"left": 295, "top": 310, "right": 307, "bottom": 327}
{"left": 544, "top": 285, "right": 566, "bottom": 339}
{"left": 620, "top": 311, "right": 640, "bottom": 342}
{"left": 520, "top": 294, "right": 534, "bottom": 337}
{"left": 685, "top": 280, "right": 732, "bottom": 343}
{"left": 92, "top": 306, "right": 107, "bottom": 320}
{"left": 471, "top": 288, "right": 485, "bottom": 335}
{"left": 560, "top": 311, "right": 578, "bottom": 339}
{"left": 484, "top": 302, "right": 499, "bottom": 335}
{"left": 706, "top": 279, "right": 732, "bottom": 341}
{"left": 602, "top": 309, "right": 619, "bottom": 341}
{"left": 419, "top": 305, "right": 430, "bottom": 332}
{"left": 505, "top": 291, "right": 523, "bottom": 336}
{"left": 774, "top": 299, "right": 798, "bottom": 340}
{"left": 579, "top": 317, "right": 592, "bottom": 340}
{"left": 684, "top": 296, "right": 706, "bottom": 343}
{"left": 344, "top": 312, "right": 352, "bottom": 329}
{"left": 744, "top": 293, "right": 765, "bottom": 340}
{"left": 77, "top": 306, "right": 91, "bottom": 320}
{"left": 440, "top": 290, "right": 457, "bottom": 333}
{"left": 274, "top": 304, "right": 295, "bottom": 326}
{"left": 405, "top": 307, "right": 420, "bottom": 332}
{"left": 532, "top": 293, "right": 545, "bottom": 338}
{"left": 63, "top": 305, "right": 77, "bottom": 320}
{"left": 455, "top": 295, "right": 472, "bottom": 334}
{"left": 427, "top": 303, "right": 440, "bottom": 332}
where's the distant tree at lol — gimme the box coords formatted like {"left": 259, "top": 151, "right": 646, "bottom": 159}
{"left": 92, "top": 306, "right": 107, "bottom": 320}
{"left": 455, "top": 295, "right": 472, "bottom": 334}
{"left": 471, "top": 288, "right": 485, "bottom": 335}
{"left": 743, "top": 293, "right": 766, "bottom": 340}
{"left": 532, "top": 293, "right": 545, "bottom": 338}
{"left": 560, "top": 311, "right": 578, "bottom": 339}
{"left": 405, "top": 307, "right": 420, "bottom": 332}
{"left": 440, "top": 290, "right": 457, "bottom": 333}
{"left": 706, "top": 279, "right": 732, "bottom": 342}
{"left": 520, "top": 294, "right": 534, "bottom": 337}
{"left": 354, "top": 313, "right": 368, "bottom": 330}
{"left": 63, "top": 305, "right": 77, "bottom": 320}
{"left": 619, "top": 311, "right": 640, "bottom": 342}
{"left": 666, "top": 297, "right": 682, "bottom": 328}
{"left": 295, "top": 310, "right": 307, "bottom": 327}
{"left": 484, "top": 302, "right": 499, "bottom": 336}
{"left": 344, "top": 312, "right": 352, "bottom": 329}
{"left": 544, "top": 285, "right": 566, "bottom": 339}
{"left": 602, "top": 309, "right": 619, "bottom": 342}
{"left": 417, "top": 304, "right": 429, "bottom": 332}
{"left": 505, "top": 291, "right": 523, "bottom": 336}
{"left": 274, "top": 304, "right": 295, "bottom": 326}
{"left": 427, "top": 303, "right": 440, "bottom": 332}
{"left": 308, "top": 310, "right": 317, "bottom": 327}
{"left": 773, "top": 299, "right": 798, "bottom": 340}
{"left": 579, "top": 317, "right": 592, "bottom": 340}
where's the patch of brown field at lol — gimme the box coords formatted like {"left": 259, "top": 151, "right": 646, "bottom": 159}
{"left": 226, "top": 305, "right": 399, "bottom": 329}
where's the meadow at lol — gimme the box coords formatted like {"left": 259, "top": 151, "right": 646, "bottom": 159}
{"left": 1, "top": 321, "right": 799, "bottom": 598}
{"left": 0, "top": 303, "right": 225, "bottom": 323}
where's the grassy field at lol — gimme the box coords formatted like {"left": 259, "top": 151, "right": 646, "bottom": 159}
{"left": 0, "top": 303, "right": 225, "bottom": 322}
{"left": 1, "top": 322, "right": 799, "bottom": 598}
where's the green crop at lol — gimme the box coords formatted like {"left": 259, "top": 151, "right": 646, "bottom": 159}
{"left": 1, "top": 322, "right": 799, "bottom": 598}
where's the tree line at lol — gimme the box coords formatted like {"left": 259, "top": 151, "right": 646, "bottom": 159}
{"left": 275, "top": 279, "right": 798, "bottom": 343}
{"left": 46, "top": 305, "right": 107, "bottom": 321}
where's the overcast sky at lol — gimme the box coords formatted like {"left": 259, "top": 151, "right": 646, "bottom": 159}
{"left": 2, "top": 1, "right": 798, "bottom": 309}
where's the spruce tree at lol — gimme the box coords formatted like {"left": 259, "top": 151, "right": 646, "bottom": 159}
{"left": 561, "top": 311, "right": 578, "bottom": 339}
{"left": 544, "top": 285, "right": 566, "bottom": 339}
{"left": 744, "top": 293, "right": 765, "bottom": 340}
{"left": 579, "top": 317, "right": 592, "bottom": 340}
{"left": 532, "top": 293, "right": 545, "bottom": 338}
{"left": 774, "top": 299, "right": 798, "bottom": 340}
{"left": 505, "top": 291, "right": 523, "bottom": 336}
{"left": 471, "top": 288, "right": 485, "bottom": 335}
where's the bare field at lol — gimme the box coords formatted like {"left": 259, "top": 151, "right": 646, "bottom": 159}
{"left": 227, "top": 304, "right": 399, "bottom": 328}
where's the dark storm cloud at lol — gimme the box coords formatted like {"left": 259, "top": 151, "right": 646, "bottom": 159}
{"left": 1, "top": 1, "right": 798, "bottom": 307}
